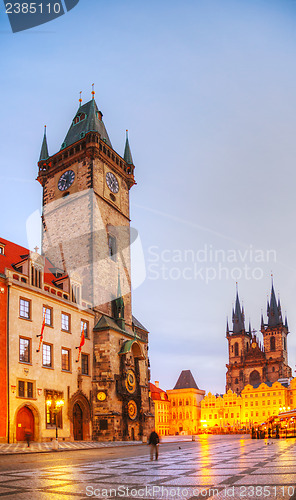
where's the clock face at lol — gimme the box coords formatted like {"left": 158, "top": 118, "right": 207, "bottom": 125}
{"left": 106, "top": 172, "right": 119, "bottom": 194}
{"left": 125, "top": 369, "right": 136, "bottom": 394}
{"left": 58, "top": 170, "right": 75, "bottom": 191}
{"left": 97, "top": 391, "right": 106, "bottom": 401}
{"left": 128, "top": 400, "right": 137, "bottom": 420}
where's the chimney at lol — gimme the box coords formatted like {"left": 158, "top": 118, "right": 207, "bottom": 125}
{"left": 155, "top": 381, "right": 159, "bottom": 388}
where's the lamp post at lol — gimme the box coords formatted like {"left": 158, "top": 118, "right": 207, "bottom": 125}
{"left": 46, "top": 398, "right": 65, "bottom": 440}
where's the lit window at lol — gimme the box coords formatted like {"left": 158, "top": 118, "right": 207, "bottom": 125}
{"left": 43, "top": 306, "right": 52, "bottom": 326}
{"left": 43, "top": 343, "right": 53, "bottom": 368}
{"left": 81, "top": 354, "right": 89, "bottom": 375}
{"left": 20, "top": 298, "right": 30, "bottom": 319}
{"left": 61, "top": 312, "right": 70, "bottom": 332}
{"left": 19, "top": 337, "right": 31, "bottom": 363}
{"left": 61, "top": 348, "right": 70, "bottom": 371}
{"left": 0, "top": 244, "right": 5, "bottom": 255}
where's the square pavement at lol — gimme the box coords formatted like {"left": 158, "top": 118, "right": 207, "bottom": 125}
{"left": 0, "top": 435, "right": 296, "bottom": 499}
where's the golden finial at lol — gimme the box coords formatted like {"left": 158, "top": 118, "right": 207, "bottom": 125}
{"left": 79, "top": 91, "right": 82, "bottom": 106}
{"left": 91, "top": 83, "right": 95, "bottom": 99}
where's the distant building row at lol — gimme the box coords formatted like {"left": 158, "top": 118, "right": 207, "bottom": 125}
{"left": 151, "top": 375, "right": 296, "bottom": 435}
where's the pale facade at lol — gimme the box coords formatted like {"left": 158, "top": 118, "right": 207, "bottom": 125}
{"left": 5, "top": 250, "right": 94, "bottom": 442}
{"left": 150, "top": 382, "right": 170, "bottom": 436}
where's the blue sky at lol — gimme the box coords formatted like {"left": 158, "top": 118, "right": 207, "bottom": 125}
{"left": 1, "top": 0, "right": 296, "bottom": 392}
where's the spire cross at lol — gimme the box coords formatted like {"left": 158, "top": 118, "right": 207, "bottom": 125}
{"left": 91, "top": 83, "right": 95, "bottom": 99}
{"left": 34, "top": 246, "right": 39, "bottom": 253}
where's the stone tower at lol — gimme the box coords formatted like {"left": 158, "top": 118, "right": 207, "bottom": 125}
{"left": 37, "top": 95, "right": 154, "bottom": 441}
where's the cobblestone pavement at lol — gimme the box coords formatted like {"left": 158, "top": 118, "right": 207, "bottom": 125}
{"left": 0, "top": 440, "right": 140, "bottom": 454}
{"left": 0, "top": 436, "right": 296, "bottom": 499}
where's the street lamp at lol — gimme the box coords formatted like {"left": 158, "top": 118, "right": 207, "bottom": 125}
{"left": 46, "top": 398, "right": 65, "bottom": 439}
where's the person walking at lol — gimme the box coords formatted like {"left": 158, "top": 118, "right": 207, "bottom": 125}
{"left": 148, "top": 429, "right": 159, "bottom": 460}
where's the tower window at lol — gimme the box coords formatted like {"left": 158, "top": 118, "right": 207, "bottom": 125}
{"left": 234, "top": 342, "right": 239, "bottom": 357}
{"left": 108, "top": 234, "right": 117, "bottom": 261}
{"left": 270, "top": 336, "right": 276, "bottom": 351}
{"left": 284, "top": 338, "right": 286, "bottom": 350}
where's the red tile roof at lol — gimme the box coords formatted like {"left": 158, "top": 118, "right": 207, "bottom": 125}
{"left": 150, "top": 382, "right": 169, "bottom": 401}
{"left": 0, "top": 237, "right": 59, "bottom": 287}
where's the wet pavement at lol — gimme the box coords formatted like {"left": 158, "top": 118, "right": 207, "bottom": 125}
{"left": 0, "top": 435, "right": 295, "bottom": 499}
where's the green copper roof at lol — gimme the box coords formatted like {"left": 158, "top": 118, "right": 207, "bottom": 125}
{"left": 123, "top": 131, "right": 133, "bottom": 165}
{"left": 93, "top": 315, "right": 123, "bottom": 333}
{"left": 119, "top": 339, "right": 145, "bottom": 359}
{"left": 61, "top": 99, "right": 112, "bottom": 149}
{"left": 39, "top": 127, "right": 49, "bottom": 161}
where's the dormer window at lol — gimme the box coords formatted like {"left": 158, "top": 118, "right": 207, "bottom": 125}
{"left": 31, "top": 265, "right": 42, "bottom": 288}
{"left": 71, "top": 283, "right": 81, "bottom": 304}
{"left": 0, "top": 244, "right": 5, "bottom": 255}
{"left": 73, "top": 113, "right": 87, "bottom": 126}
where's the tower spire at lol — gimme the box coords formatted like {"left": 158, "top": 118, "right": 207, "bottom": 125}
{"left": 232, "top": 286, "right": 245, "bottom": 334}
{"left": 79, "top": 91, "right": 82, "bottom": 107}
{"left": 91, "top": 83, "right": 95, "bottom": 100}
{"left": 267, "top": 279, "right": 282, "bottom": 327}
{"left": 39, "top": 125, "right": 49, "bottom": 161}
{"left": 124, "top": 129, "right": 134, "bottom": 165}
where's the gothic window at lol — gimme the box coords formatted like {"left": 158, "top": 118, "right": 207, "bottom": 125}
{"left": 249, "top": 370, "right": 261, "bottom": 386}
{"left": 284, "top": 338, "right": 286, "bottom": 350}
{"left": 272, "top": 367, "right": 275, "bottom": 372}
{"left": 234, "top": 342, "right": 239, "bottom": 356}
{"left": 235, "top": 378, "right": 238, "bottom": 384}
{"left": 270, "top": 336, "right": 276, "bottom": 351}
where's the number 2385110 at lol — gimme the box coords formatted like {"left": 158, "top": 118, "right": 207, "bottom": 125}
{"left": 5, "top": 3, "right": 62, "bottom": 14}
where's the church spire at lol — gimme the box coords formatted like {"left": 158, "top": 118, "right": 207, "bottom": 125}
{"left": 267, "top": 280, "right": 282, "bottom": 327}
{"left": 124, "top": 130, "right": 134, "bottom": 165}
{"left": 232, "top": 287, "right": 245, "bottom": 334}
{"left": 39, "top": 126, "right": 49, "bottom": 161}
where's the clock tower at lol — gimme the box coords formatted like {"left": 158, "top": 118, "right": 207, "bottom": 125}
{"left": 37, "top": 94, "right": 154, "bottom": 441}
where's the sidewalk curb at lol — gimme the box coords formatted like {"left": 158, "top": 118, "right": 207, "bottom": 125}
{"left": 0, "top": 442, "right": 145, "bottom": 457}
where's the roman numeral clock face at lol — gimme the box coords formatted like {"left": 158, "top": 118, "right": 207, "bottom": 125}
{"left": 106, "top": 172, "right": 119, "bottom": 194}
{"left": 58, "top": 170, "right": 75, "bottom": 191}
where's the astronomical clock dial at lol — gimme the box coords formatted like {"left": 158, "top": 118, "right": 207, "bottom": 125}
{"left": 106, "top": 172, "right": 119, "bottom": 194}
{"left": 128, "top": 400, "right": 137, "bottom": 420}
{"left": 58, "top": 170, "right": 75, "bottom": 191}
{"left": 97, "top": 391, "right": 106, "bottom": 401}
{"left": 125, "top": 369, "right": 136, "bottom": 394}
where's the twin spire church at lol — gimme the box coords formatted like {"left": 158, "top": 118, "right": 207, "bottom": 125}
{"left": 226, "top": 282, "right": 292, "bottom": 394}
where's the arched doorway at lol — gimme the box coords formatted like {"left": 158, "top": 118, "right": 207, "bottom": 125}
{"left": 73, "top": 403, "right": 83, "bottom": 441}
{"left": 249, "top": 370, "right": 261, "bottom": 386}
{"left": 16, "top": 406, "right": 34, "bottom": 442}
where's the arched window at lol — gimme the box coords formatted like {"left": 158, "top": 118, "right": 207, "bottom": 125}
{"left": 235, "top": 378, "right": 238, "bottom": 384}
{"left": 249, "top": 370, "right": 261, "bottom": 386}
{"left": 270, "top": 336, "right": 275, "bottom": 351}
{"left": 234, "top": 342, "right": 239, "bottom": 356}
{"left": 284, "top": 338, "right": 286, "bottom": 350}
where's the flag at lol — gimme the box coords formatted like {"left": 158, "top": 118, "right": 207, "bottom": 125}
{"left": 36, "top": 313, "right": 46, "bottom": 352}
{"left": 76, "top": 331, "right": 85, "bottom": 362}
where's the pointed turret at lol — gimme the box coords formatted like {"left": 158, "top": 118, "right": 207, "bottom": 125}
{"left": 123, "top": 130, "right": 134, "bottom": 165}
{"left": 61, "top": 98, "right": 112, "bottom": 150}
{"left": 232, "top": 290, "right": 245, "bottom": 334}
{"left": 226, "top": 318, "right": 229, "bottom": 336}
{"left": 261, "top": 312, "right": 265, "bottom": 330}
{"left": 39, "top": 126, "right": 49, "bottom": 161}
{"left": 267, "top": 281, "right": 282, "bottom": 327}
{"left": 248, "top": 320, "right": 252, "bottom": 335}
{"left": 285, "top": 315, "right": 289, "bottom": 331}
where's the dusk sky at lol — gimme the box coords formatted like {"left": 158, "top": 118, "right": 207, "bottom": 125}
{"left": 1, "top": 0, "right": 296, "bottom": 393}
